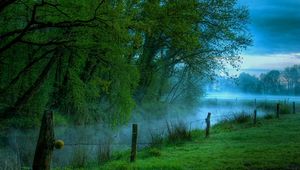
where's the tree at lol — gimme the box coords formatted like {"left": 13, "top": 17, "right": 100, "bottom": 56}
{"left": 282, "top": 65, "right": 300, "bottom": 95}
{"left": 260, "top": 70, "right": 281, "bottom": 94}
{"left": 131, "top": 0, "right": 251, "bottom": 104}
{"left": 0, "top": 0, "right": 251, "bottom": 126}
{"left": 0, "top": 0, "right": 139, "bottom": 124}
{"left": 237, "top": 73, "right": 261, "bottom": 93}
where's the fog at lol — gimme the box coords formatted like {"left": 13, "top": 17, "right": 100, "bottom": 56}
{"left": 206, "top": 92, "right": 300, "bottom": 102}
{"left": 1, "top": 92, "right": 299, "bottom": 168}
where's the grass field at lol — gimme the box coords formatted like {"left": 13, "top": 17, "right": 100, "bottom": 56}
{"left": 71, "top": 113, "right": 300, "bottom": 170}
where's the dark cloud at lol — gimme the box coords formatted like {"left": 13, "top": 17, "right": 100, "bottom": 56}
{"left": 239, "top": 0, "right": 300, "bottom": 55}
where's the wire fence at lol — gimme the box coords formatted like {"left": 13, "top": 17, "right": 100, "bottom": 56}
{"left": 61, "top": 99, "right": 298, "bottom": 148}
{"left": 61, "top": 111, "right": 270, "bottom": 147}
{"left": 1, "top": 99, "right": 298, "bottom": 168}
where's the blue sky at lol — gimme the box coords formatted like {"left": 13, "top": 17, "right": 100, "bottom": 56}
{"left": 235, "top": 0, "right": 300, "bottom": 75}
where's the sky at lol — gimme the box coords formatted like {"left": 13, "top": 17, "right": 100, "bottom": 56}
{"left": 234, "top": 0, "right": 300, "bottom": 76}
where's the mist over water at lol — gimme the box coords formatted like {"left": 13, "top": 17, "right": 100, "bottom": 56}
{"left": 205, "top": 92, "right": 300, "bottom": 102}
{"left": 1, "top": 92, "right": 299, "bottom": 168}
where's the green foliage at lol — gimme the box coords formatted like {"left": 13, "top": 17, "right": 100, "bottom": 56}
{"left": 264, "top": 113, "right": 274, "bottom": 120}
{"left": 53, "top": 112, "right": 69, "bottom": 126}
{"left": 280, "top": 104, "right": 292, "bottom": 115}
{"left": 147, "top": 148, "right": 162, "bottom": 157}
{"left": 3, "top": 114, "right": 41, "bottom": 129}
{"left": 0, "top": 0, "right": 250, "bottom": 127}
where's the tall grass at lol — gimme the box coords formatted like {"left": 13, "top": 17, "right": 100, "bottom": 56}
{"left": 166, "top": 121, "right": 191, "bottom": 143}
{"left": 149, "top": 129, "right": 164, "bottom": 148}
{"left": 232, "top": 112, "right": 251, "bottom": 124}
{"left": 97, "top": 138, "right": 112, "bottom": 164}
{"left": 70, "top": 147, "right": 88, "bottom": 168}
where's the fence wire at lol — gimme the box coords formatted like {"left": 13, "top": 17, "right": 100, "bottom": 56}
{"left": 61, "top": 111, "right": 264, "bottom": 147}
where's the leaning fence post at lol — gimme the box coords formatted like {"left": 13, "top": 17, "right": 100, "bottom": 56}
{"left": 253, "top": 109, "right": 257, "bottom": 125}
{"left": 293, "top": 102, "right": 296, "bottom": 114}
{"left": 33, "top": 110, "right": 54, "bottom": 170}
{"left": 205, "top": 112, "right": 211, "bottom": 138}
{"left": 130, "top": 124, "right": 138, "bottom": 162}
{"left": 276, "top": 103, "right": 280, "bottom": 119}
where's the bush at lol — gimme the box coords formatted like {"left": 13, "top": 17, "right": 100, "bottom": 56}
{"left": 233, "top": 112, "right": 251, "bottom": 124}
{"left": 280, "top": 104, "right": 291, "bottom": 114}
{"left": 264, "top": 114, "right": 273, "bottom": 119}
{"left": 166, "top": 121, "right": 191, "bottom": 143}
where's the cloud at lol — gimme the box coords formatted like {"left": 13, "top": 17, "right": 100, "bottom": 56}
{"left": 227, "top": 53, "right": 300, "bottom": 76}
{"left": 241, "top": 53, "right": 300, "bottom": 70}
{"left": 239, "top": 0, "right": 300, "bottom": 55}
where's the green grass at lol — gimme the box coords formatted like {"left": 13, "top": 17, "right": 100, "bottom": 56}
{"left": 70, "top": 113, "right": 300, "bottom": 170}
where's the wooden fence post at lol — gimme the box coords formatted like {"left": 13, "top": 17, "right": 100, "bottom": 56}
{"left": 253, "top": 109, "right": 257, "bottom": 125}
{"left": 130, "top": 124, "right": 138, "bottom": 162}
{"left": 205, "top": 112, "right": 211, "bottom": 138}
{"left": 33, "top": 110, "right": 54, "bottom": 170}
{"left": 293, "top": 102, "right": 296, "bottom": 114}
{"left": 276, "top": 103, "right": 280, "bottom": 119}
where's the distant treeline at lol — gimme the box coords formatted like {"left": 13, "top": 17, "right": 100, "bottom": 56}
{"left": 209, "top": 65, "right": 300, "bottom": 95}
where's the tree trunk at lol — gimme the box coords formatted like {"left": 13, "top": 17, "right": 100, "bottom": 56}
{"left": 135, "top": 36, "right": 158, "bottom": 102}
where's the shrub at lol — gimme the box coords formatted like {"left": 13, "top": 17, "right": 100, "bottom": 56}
{"left": 233, "top": 112, "right": 251, "bottom": 124}
{"left": 264, "top": 113, "right": 273, "bottom": 119}
{"left": 166, "top": 121, "right": 191, "bottom": 143}
{"left": 280, "top": 104, "right": 291, "bottom": 114}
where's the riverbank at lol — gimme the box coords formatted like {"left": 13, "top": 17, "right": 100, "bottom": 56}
{"left": 86, "top": 113, "right": 300, "bottom": 170}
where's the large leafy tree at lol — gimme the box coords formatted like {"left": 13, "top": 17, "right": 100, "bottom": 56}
{"left": 131, "top": 0, "right": 251, "bottom": 104}
{"left": 0, "top": 0, "right": 251, "bottom": 126}
{"left": 0, "top": 0, "right": 139, "bottom": 124}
